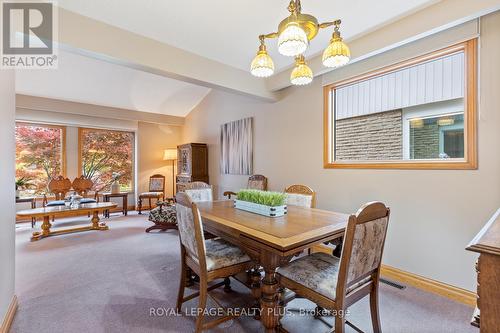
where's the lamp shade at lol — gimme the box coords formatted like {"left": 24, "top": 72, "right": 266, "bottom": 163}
{"left": 163, "top": 148, "right": 178, "bottom": 161}
{"left": 290, "top": 55, "right": 313, "bottom": 86}
{"left": 278, "top": 22, "right": 308, "bottom": 57}
{"left": 250, "top": 44, "right": 275, "bottom": 77}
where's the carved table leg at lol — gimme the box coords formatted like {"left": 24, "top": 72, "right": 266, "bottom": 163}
{"left": 91, "top": 211, "right": 109, "bottom": 230}
{"left": 31, "top": 215, "right": 51, "bottom": 241}
{"left": 261, "top": 268, "right": 280, "bottom": 333}
{"left": 250, "top": 267, "right": 262, "bottom": 319}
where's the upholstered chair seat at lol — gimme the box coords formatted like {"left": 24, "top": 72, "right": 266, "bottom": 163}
{"left": 45, "top": 200, "right": 66, "bottom": 207}
{"left": 205, "top": 238, "right": 251, "bottom": 271}
{"left": 140, "top": 192, "right": 163, "bottom": 197}
{"left": 277, "top": 252, "right": 370, "bottom": 300}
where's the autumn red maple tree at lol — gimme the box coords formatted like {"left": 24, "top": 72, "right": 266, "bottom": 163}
{"left": 80, "top": 129, "right": 134, "bottom": 192}
{"left": 15, "top": 124, "right": 63, "bottom": 195}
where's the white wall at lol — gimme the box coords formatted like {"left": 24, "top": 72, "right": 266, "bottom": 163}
{"left": 0, "top": 71, "right": 16, "bottom": 323}
{"left": 182, "top": 12, "right": 500, "bottom": 291}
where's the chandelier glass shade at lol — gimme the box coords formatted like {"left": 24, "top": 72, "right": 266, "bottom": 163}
{"left": 278, "top": 23, "right": 309, "bottom": 57}
{"left": 290, "top": 55, "right": 313, "bottom": 86}
{"left": 322, "top": 33, "right": 350, "bottom": 68}
{"left": 250, "top": 0, "right": 350, "bottom": 85}
{"left": 250, "top": 44, "right": 275, "bottom": 77}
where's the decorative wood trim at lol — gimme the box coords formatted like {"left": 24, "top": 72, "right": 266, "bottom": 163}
{"left": 312, "top": 244, "right": 476, "bottom": 307}
{"left": 323, "top": 39, "right": 478, "bottom": 170}
{"left": 380, "top": 264, "right": 476, "bottom": 307}
{"left": 16, "top": 122, "right": 67, "bottom": 177}
{"left": 0, "top": 295, "right": 18, "bottom": 333}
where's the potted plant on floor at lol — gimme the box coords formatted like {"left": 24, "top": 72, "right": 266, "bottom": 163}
{"left": 234, "top": 189, "right": 287, "bottom": 217}
{"left": 15, "top": 177, "right": 32, "bottom": 199}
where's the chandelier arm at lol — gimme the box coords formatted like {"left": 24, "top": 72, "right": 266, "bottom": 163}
{"left": 318, "top": 19, "right": 341, "bottom": 30}
{"left": 258, "top": 32, "right": 279, "bottom": 42}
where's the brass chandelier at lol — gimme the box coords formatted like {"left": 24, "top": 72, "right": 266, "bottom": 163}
{"left": 250, "top": 0, "right": 351, "bottom": 85}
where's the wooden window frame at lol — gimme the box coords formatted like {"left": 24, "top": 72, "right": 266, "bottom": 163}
{"left": 323, "top": 39, "right": 478, "bottom": 170}
{"left": 78, "top": 127, "right": 136, "bottom": 191}
{"left": 15, "top": 121, "right": 67, "bottom": 177}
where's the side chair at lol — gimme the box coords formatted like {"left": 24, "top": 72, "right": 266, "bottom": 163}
{"left": 277, "top": 202, "right": 391, "bottom": 333}
{"left": 138, "top": 174, "right": 165, "bottom": 214}
{"left": 43, "top": 176, "right": 72, "bottom": 207}
{"left": 72, "top": 176, "right": 98, "bottom": 204}
{"left": 284, "top": 184, "right": 316, "bottom": 208}
{"left": 175, "top": 192, "right": 254, "bottom": 333}
{"left": 223, "top": 174, "right": 268, "bottom": 199}
{"left": 184, "top": 181, "right": 213, "bottom": 202}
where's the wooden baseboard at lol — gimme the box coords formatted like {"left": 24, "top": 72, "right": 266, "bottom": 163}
{"left": 0, "top": 295, "right": 17, "bottom": 333}
{"left": 311, "top": 244, "right": 476, "bottom": 307}
{"left": 380, "top": 265, "right": 476, "bottom": 307}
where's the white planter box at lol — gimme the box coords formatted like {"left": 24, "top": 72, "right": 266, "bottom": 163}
{"left": 234, "top": 199, "right": 287, "bottom": 217}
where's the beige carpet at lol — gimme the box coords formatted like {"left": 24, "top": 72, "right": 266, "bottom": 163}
{"left": 12, "top": 212, "right": 477, "bottom": 333}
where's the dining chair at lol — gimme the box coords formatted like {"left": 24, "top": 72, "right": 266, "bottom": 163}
{"left": 137, "top": 174, "right": 165, "bottom": 214}
{"left": 175, "top": 192, "right": 254, "bottom": 333}
{"left": 72, "top": 176, "right": 99, "bottom": 204}
{"left": 277, "top": 201, "right": 390, "bottom": 333}
{"left": 43, "top": 176, "right": 72, "bottom": 207}
{"left": 284, "top": 184, "right": 316, "bottom": 208}
{"left": 184, "top": 181, "right": 213, "bottom": 202}
{"left": 223, "top": 174, "right": 268, "bottom": 199}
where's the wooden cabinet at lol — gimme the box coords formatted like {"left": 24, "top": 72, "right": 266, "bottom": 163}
{"left": 176, "top": 143, "right": 208, "bottom": 192}
{"left": 466, "top": 208, "right": 500, "bottom": 332}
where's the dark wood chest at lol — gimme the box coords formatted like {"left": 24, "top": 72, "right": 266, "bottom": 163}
{"left": 176, "top": 143, "right": 208, "bottom": 192}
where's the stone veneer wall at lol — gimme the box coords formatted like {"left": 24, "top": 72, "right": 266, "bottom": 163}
{"left": 335, "top": 110, "right": 403, "bottom": 160}
{"left": 409, "top": 124, "right": 440, "bottom": 159}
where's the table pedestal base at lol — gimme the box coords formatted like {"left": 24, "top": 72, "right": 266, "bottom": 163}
{"left": 31, "top": 212, "right": 109, "bottom": 242}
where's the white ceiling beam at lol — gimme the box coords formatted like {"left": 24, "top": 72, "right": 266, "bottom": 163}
{"left": 16, "top": 94, "right": 184, "bottom": 126}
{"left": 267, "top": 0, "right": 500, "bottom": 91}
{"left": 52, "top": 8, "right": 278, "bottom": 101}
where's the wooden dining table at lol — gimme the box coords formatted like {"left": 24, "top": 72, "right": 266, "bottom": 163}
{"left": 197, "top": 200, "right": 349, "bottom": 333}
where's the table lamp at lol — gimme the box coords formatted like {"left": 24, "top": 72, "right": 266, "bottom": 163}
{"left": 163, "top": 148, "right": 178, "bottom": 197}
